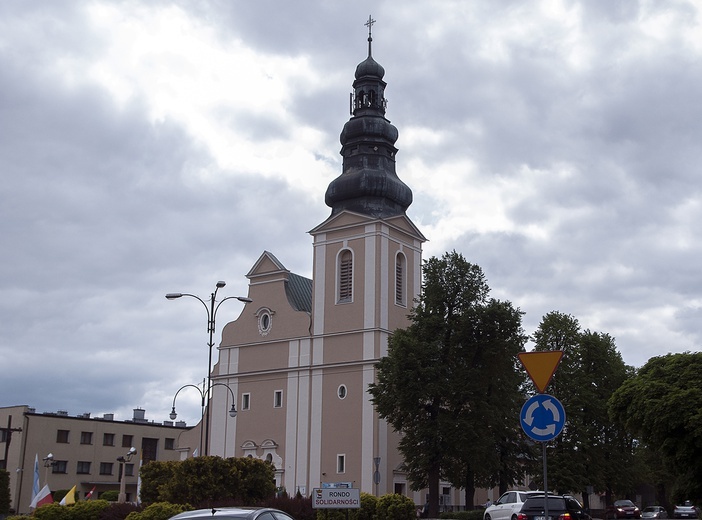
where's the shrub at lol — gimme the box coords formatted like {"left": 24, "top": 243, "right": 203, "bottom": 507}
{"left": 125, "top": 502, "right": 190, "bottom": 520}
{"left": 439, "top": 512, "right": 484, "bottom": 520}
{"left": 101, "top": 491, "right": 119, "bottom": 502}
{"left": 33, "top": 503, "right": 72, "bottom": 520}
{"left": 71, "top": 499, "right": 111, "bottom": 520}
{"left": 98, "top": 502, "right": 141, "bottom": 520}
{"left": 265, "top": 495, "right": 315, "bottom": 520}
{"left": 377, "top": 494, "right": 416, "bottom": 520}
{"left": 350, "top": 493, "right": 378, "bottom": 520}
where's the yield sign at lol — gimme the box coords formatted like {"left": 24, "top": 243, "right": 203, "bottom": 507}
{"left": 518, "top": 350, "right": 563, "bottom": 393}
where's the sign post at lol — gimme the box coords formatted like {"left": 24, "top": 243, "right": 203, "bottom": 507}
{"left": 518, "top": 351, "right": 565, "bottom": 520}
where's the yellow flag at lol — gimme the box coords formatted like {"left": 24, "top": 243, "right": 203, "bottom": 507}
{"left": 59, "top": 485, "right": 76, "bottom": 506}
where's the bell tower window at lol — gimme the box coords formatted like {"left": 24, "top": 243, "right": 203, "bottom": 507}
{"left": 338, "top": 249, "right": 353, "bottom": 303}
{"left": 395, "top": 252, "right": 407, "bottom": 306}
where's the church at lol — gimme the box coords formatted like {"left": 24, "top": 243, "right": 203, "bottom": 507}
{"left": 198, "top": 23, "right": 468, "bottom": 506}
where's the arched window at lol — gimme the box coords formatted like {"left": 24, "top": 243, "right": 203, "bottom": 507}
{"left": 338, "top": 249, "right": 353, "bottom": 303}
{"left": 395, "top": 252, "right": 406, "bottom": 306}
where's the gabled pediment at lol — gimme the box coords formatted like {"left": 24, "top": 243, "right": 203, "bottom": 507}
{"left": 309, "top": 210, "right": 426, "bottom": 242}
{"left": 247, "top": 251, "right": 289, "bottom": 279}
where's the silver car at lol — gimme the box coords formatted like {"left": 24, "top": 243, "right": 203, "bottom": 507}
{"left": 170, "top": 508, "right": 295, "bottom": 520}
{"left": 643, "top": 507, "right": 668, "bottom": 519}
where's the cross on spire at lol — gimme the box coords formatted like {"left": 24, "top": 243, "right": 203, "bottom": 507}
{"left": 365, "top": 15, "right": 375, "bottom": 56}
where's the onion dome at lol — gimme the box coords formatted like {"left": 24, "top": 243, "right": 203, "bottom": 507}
{"left": 325, "top": 18, "right": 413, "bottom": 218}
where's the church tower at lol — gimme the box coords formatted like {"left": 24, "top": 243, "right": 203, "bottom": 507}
{"left": 214, "top": 18, "right": 425, "bottom": 499}
{"left": 308, "top": 17, "right": 425, "bottom": 494}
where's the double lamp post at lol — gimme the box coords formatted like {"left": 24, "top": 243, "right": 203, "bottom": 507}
{"left": 166, "top": 281, "right": 251, "bottom": 457}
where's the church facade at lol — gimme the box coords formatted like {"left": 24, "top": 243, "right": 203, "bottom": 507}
{"left": 199, "top": 30, "right": 464, "bottom": 504}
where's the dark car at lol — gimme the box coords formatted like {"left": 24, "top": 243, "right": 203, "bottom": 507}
{"left": 642, "top": 507, "right": 668, "bottom": 519}
{"left": 607, "top": 500, "right": 642, "bottom": 519}
{"left": 170, "top": 508, "right": 295, "bottom": 520}
{"left": 518, "top": 495, "right": 591, "bottom": 520}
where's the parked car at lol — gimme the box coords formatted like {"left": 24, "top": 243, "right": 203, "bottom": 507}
{"left": 485, "top": 491, "right": 543, "bottom": 520}
{"left": 673, "top": 503, "right": 698, "bottom": 519}
{"left": 642, "top": 506, "right": 668, "bottom": 519}
{"left": 607, "top": 500, "right": 642, "bottom": 519}
{"left": 517, "top": 494, "right": 591, "bottom": 520}
{"left": 169, "top": 508, "right": 295, "bottom": 520}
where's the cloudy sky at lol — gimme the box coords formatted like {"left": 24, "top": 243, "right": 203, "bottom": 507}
{"left": 2, "top": 0, "right": 701, "bottom": 425}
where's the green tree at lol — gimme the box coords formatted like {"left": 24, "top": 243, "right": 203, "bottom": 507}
{"left": 0, "top": 469, "right": 10, "bottom": 514}
{"left": 369, "top": 252, "right": 528, "bottom": 515}
{"left": 376, "top": 493, "right": 416, "bottom": 520}
{"left": 532, "top": 312, "right": 632, "bottom": 508}
{"left": 609, "top": 352, "right": 702, "bottom": 502}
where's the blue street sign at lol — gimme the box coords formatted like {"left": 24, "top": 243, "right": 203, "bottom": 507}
{"left": 520, "top": 394, "right": 566, "bottom": 442}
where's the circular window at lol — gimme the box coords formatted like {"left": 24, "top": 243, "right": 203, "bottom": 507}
{"left": 258, "top": 311, "right": 272, "bottom": 336}
{"left": 338, "top": 385, "right": 347, "bottom": 399}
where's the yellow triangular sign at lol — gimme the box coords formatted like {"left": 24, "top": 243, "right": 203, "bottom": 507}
{"left": 518, "top": 350, "right": 563, "bottom": 393}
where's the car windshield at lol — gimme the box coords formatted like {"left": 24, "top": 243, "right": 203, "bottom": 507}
{"left": 616, "top": 501, "right": 636, "bottom": 507}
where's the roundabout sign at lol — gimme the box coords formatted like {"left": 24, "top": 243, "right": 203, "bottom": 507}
{"left": 520, "top": 393, "right": 566, "bottom": 442}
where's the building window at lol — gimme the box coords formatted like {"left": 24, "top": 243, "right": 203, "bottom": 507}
{"left": 80, "top": 431, "right": 93, "bottom": 445}
{"left": 77, "top": 461, "right": 91, "bottom": 474}
{"left": 99, "top": 462, "right": 113, "bottom": 475}
{"left": 103, "top": 433, "right": 115, "bottom": 446}
{"left": 337, "top": 454, "right": 346, "bottom": 474}
{"left": 0, "top": 430, "right": 7, "bottom": 442}
{"left": 274, "top": 390, "right": 283, "bottom": 408}
{"left": 165, "top": 438, "right": 175, "bottom": 450}
{"left": 337, "top": 249, "right": 353, "bottom": 303}
{"left": 258, "top": 309, "right": 273, "bottom": 336}
{"left": 122, "top": 434, "right": 133, "bottom": 448}
{"left": 395, "top": 252, "right": 406, "bottom": 306}
{"left": 125, "top": 463, "right": 135, "bottom": 477}
{"left": 56, "top": 430, "right": 69, "bottom": 443}
{"left": 242, "top": 393, "right": 251, "bottom": 411}
{"left": 52, "top": 460, "right": 67, "bottom": 474}
{"left": 338, "top": 385, "right": 347, "bottom": 399}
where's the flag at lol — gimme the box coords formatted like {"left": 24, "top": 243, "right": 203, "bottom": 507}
{"left": 59, "top": 485, "right": 76, "bottom": 506}
{"left": 85, "top": 486, "right": 96, "bottom": 500}
{"left": 29, "top": 484, "right": 53, "bottom": 509}
{"left": 32, "top": 454, "right": 40, "bottom": 501}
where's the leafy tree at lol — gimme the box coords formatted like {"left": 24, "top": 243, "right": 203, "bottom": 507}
{"left": 370, "top": 252, "right": 528, "bottom": 515}
{"left": 532, "top": 312, "right": 632, "bottom": 508}
{"left": 609, "top": 352, "right": 702, "bottom": 502}
{"left": 0, "top": 469, "right": 10, "bottom": 514}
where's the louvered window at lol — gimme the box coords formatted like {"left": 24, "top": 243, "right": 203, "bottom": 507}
{"left": 338, "top": 250, "right": 353, "bottom": 303}
{"left": 395, "top": 253, "right": 406, "bottom": 306}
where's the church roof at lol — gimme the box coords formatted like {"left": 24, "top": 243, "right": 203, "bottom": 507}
{"left": 286, "top": 272, "right": 312, "bottom": 313}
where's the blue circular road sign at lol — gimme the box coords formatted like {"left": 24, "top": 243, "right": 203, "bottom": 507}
{"left": 520, "top": 394, "right": 566, "bottom": 442}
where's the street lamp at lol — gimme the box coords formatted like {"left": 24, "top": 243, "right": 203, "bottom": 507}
{"left": 42, "top": 453, "right": 56, "bottom": 486}
{"left": 165, "top": 281, "right": 251, "bottom": 456}
{"left": 117, "top": 447, "right": 137, "bottom": 503}
{"left": 169, "top": 380, "right": 238, "bottom": 456}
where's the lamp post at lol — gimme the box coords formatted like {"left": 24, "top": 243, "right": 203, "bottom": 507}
{"left": 117, "top": 447, "right": 137, "bottom": 503}
{"left": 170, "top": 380, "right": 238, "bottom": 456}
{"left": 166, "top": 281, "right": 251, "bottom": 456}
{"left": 42, "top": 453, "right": 56, "bottom": 487}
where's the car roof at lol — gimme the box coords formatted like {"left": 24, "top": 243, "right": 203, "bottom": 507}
{"left": 171, "top": 508, "right": 286, "bottom": 520}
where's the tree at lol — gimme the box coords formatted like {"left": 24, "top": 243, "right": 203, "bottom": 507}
{"left": 532, "top": 312, "right": 632, "bottom": 507}
{"left": 369, "top": 251, "right": 528, "bottom": 515}
{"left": 609, "top": 352, "right": 702, "bottom": 502}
